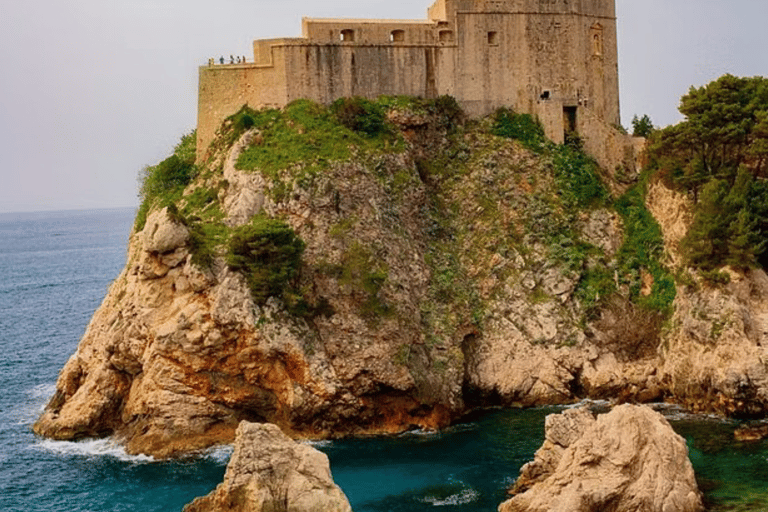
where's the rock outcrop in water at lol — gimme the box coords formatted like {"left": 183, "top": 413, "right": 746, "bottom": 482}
{"left": 184, "top": 421, "right": 351, "bottom": 512}
{"left": 500, "top": 404, "right": 704, "bottom": 512}
{"left": 32, "top": 99, "right": 768, "bottom": 457}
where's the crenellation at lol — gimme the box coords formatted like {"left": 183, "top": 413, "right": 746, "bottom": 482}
{"left": 196, "top": 0, "right": 634, "bottom": 173}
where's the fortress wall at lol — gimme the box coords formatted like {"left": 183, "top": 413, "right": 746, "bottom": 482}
{"left": 578, "top": 106, "right": 636, "bottom": 175}
{"left": 283, "top": 44, "right": 457, "bottom": 105}
{"left": 196, "top": 52, "right": 288, "bottom": 161}
{"left": 302, "top": 19, "right": 437, "bottom": 45}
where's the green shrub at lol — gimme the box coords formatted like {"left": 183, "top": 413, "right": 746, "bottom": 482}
{"left": 631, "top": 114, "right": 654, "bottom": 137}
{"left": 615, "top": 186, "right": 676, "bottom": 313}
{"left": 426, "top": 95, "right": 463, "bottom": 131}
{"left": 575, "top": 266, "right": 617, "bottom": 317}
{"left": 492, "top": 107, "right": 547, "bottom": 151}
{"left": 701, "top": 269, "right": 731, "bottom": 286}
{"left": 187, "top": 219, "right": 228, "bottom": 269}
{"left": 330, "top": 97, "right": 387, "bottom": 137}
{"left": 550, "top": 144, "right": 608, "bottom": 209}
{"left": 226, "top": 216, "right": 305, "bottom": 305}
{"left": 135, "top": 131, "right": 197, "bottom": 231}
{"left": 338, "top": 241, "right": 393, "bottom": 321}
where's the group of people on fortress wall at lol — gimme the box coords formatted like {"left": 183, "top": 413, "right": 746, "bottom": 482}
{"left": 208, "top": 55, "right": 248, "bottom": 66}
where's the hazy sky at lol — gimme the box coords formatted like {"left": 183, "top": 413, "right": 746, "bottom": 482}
{"left": 0, "top": 0, "right": 766, "bottom": 213}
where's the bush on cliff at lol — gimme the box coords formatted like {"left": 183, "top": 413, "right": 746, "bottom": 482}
{"left": 492, "top": 108, "right": 547, "bottom": 152}
{"left": 330, "top": 97, "right": 388, "bottom": 137}
{"left": 226, "top": 215, "right": 305, "bottom": 306}
{"left": 136, "top": 131, "right": 198, "bottom": 231}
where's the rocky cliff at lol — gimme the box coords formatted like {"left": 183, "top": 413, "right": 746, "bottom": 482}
{"left": 33, "top": 98, "right": 768, "bottom": 457}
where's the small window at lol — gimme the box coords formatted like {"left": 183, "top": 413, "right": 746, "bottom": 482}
{"left": 439, "top": 30, "right": 454, "bottom": 43}
{"left": 540, "top": 90, "right": 550, "bottom": 100}
{"left": 487, "top": 31, "right": 498, "bottom": 45}
{"left": 340, "top": 29, "right": 355, "bottom": 42}
{"left": 390, "top": 30, "right": 405, "bottom": 42}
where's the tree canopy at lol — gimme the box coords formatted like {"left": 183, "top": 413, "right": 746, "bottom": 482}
{"left": 646, "top": 74, "right": 768, "bottom": 270}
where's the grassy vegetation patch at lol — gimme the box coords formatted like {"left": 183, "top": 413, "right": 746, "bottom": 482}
{"left": 615, "top": 185, "right": 676, "bottom": 313}
{"left": 336, "top": 241, "right": 393, "bottom": 321}
{"left": 135, "top": 131, "right": 198, "bottom": 231}
{"left": 550, "top": 144, "right": 609, "bottom": 209}
{"left": 236, "top": 99, "right": 402, "bottom": 179}
{"left": 492, "top": 108, "right": 547, "bottom": 152}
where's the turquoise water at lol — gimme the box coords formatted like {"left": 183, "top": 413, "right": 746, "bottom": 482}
{"left": 1, "top": 208, "right": 767, "bottom": 511}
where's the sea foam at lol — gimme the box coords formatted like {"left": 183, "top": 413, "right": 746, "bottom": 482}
{"left": 31, "top": 438, "right": 155, "bottom": 463}
{"left": 420, "top": 487, "right": 479, "bottom": 506}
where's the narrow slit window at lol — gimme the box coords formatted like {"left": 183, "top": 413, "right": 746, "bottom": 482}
{"left": 391, "top": 30, "right": 405, "bottom": 42}
{"left": 487, "top": 31, "right": 498, "bottom": 45}
{"left": 340, "top": 29, "right": 355, "bottom": 42}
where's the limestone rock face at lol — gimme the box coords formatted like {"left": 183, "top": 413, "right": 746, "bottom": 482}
{"left": 141, "top": 207, "right": 190, "bottom": 254}
{"left": 500, "top": 405, "right": 704, "bottom": 512}
{"left": 184, "top": 422, "right": 352, "bottom": 512}
{"left": 660, "top": 268, "right": 768, "bottom": 417}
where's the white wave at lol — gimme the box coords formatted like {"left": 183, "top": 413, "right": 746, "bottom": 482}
{"left": 396, "top": 422, "right": 478, "bottom": 439}
{"left": 31, "top": 437, "right": 155, "bottom": 463}
{"left": 420, "top": 487, "right": 479, "bottom": 506}
{"left": 12, "top": 383, "right": 57, "bottom": 425}
{"left": 201, "top": 444, "right": 234, "bottom": 464}
{"left": 301, "top": 439, "right": 333, "bottom": 449}
{"left": 397, "top": 428, "right": 442, "bottom": 439}
{"left": 30, "top": 382, "right": 56, "bottom": 401}
{"left": 562, "top": 398, "right": 612, "bottom": 410}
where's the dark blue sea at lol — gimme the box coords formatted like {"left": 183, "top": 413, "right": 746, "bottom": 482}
{"left": 1, "top": 208, "right": 767, "bottom": 511}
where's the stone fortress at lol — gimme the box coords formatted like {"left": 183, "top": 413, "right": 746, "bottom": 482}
{"left": 196, "top": 0, "right": 636, "bottom": 170}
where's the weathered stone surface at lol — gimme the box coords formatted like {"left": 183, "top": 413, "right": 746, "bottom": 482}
{"left": 660, "top": 268, "right": 768, "bottom": 417}
{"left": 141, "top": 207, "right": 190, "bottom": 254}
{"left": 184, "top": 422, "right": 352, "bottom": 512}
{"left": 500, "top": 404, "right": 704, "bottom": 512}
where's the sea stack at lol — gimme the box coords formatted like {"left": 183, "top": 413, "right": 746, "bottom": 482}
{"left": 500, "top": 404, "right": 704, "bottom": 512}
{"left": 184, "top": 421, "right": 352, "bottom": 512}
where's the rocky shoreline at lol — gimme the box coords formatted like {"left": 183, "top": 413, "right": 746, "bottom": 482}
{"left": 184, "top": 403, "right": 705, "bottom": 512}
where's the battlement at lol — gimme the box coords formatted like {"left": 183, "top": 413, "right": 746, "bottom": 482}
{"left": 197, "top": 0, "right": 633, "bottom": 172}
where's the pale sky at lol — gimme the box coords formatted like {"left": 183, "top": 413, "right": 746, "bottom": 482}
{"left": 0, "top": 1, "right": 766, "bottom": 213}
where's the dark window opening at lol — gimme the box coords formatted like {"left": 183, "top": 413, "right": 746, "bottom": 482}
{"left": 564, "top": 106, "right": 578, "bottom": 137}
{"left": 341, "top": 29, "right": 355, "bottom": 42}
{"left": 540, "top": 90, "right": 550, "bottom": 100}
{"left": 391, "top": 30, "right": 405, "bottom": 42}
{"left": 487, "top": 31, "right": 498, "bottom": 45}
{"left": 439, "top": 30, "right": 454, "bottom": 43}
